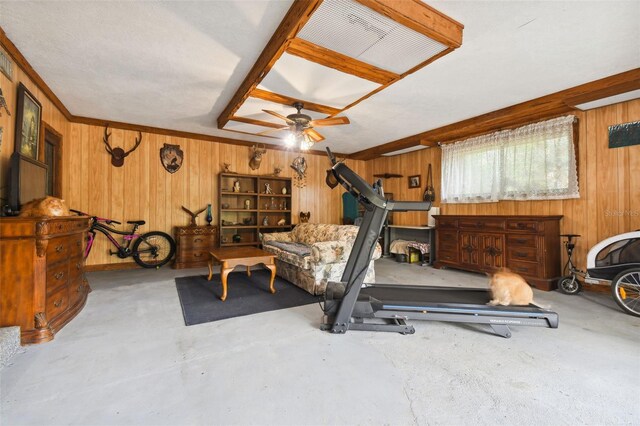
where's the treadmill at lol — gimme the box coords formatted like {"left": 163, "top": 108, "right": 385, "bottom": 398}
{"left": 321, "top": 148, "right": 558, "bottom": 338}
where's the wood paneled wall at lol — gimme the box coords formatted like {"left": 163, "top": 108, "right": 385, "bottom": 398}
{"left": 3, "top": 42, "right": 637, "bottom": 270}
{"left": 63, "top": 125, "right": 365, "bottom": 265}
{"left": 367, "top": 99, "right": 640, "bottom": 270}
{"left": 0, "top": 49, "right": 69, "bottom": 201}
{"left": 0, "top": 45, "right": 365, "bottom": 266}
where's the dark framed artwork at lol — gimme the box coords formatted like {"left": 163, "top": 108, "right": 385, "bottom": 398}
{"left": 408, "top": 175, "right": 421, "bottom": 189}
{"left": 14, "top": 83, "right": 42, "bottom": 160}
{"left": 609, "top": 121, "right": 640, "bottom": 149}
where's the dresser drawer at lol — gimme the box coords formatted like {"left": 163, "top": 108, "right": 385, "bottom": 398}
{"left": 436, "top": 217, "right": 458, "bottom": 229}
{"left": 507, "top": 260, "right": 539, "bottom": 277}
{"left": 438, "top": 249, "right": 459, "bottom": 263}
{"left": 176, "top": 249, "right": 210, "bottom": 263}
{"left": 68, "top": 256, "right": 85, "bottom": 283}
{"left": 68, "top": 280, "right": 87, "bottom": 307}
{"left": 507, "top": 246, "right": 538, "bottom": 262}
{"left": 46, "top": 236, "right": 71, "bottom": 264}
{"left": 459, "top": 218, "right": 505, "bottom": 231}
{"left": 46, "top": 286, "right": 69, "bottom": 320}
{"left": 507, "top": 234, "right": 537, "bottom": 248}
{"left": 46, "top": 262, "right": 69, "bottom": 294}
{"left": 506, "top": 220, "right": 539, "bottom": 233}
{"left": 179, "top": 234, "right": 215, "bottom": 249}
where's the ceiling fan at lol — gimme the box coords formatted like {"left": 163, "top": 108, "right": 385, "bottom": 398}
{"left": 260, "top": 102, "right": 350, "bottom": 149}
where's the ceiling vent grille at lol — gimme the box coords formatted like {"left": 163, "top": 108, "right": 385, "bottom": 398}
{"left": 297, "top": 0, "right": 448, "bottom": 74}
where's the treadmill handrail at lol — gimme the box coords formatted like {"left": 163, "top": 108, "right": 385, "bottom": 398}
{"left": 326, "top": 148, "right": 432, "bottom": 212}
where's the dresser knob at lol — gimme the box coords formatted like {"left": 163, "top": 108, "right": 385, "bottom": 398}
{"left": 56, "top": 245, "right": 64, "bottom": 253}
{"left": 54, "top": 299, "right": 63, "bottom": 307}
{"left": 54, "top": 271, "right": 65, "bottom": 280}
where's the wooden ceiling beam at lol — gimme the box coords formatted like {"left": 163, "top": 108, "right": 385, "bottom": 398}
{"left": 249, "top": 87, "right": 341, "bottom": 116}
{"left": 229, "top": 116, "right": 286, "bottom": 129}
{"left": 216, "top": 0, "right": 323, "bottom": 129}
{"left": 286, "top": 38, "right": 399, "bottom": 85}
{"left": 351, "top": 68, "right": 640, "bottom": 160}
{"left": 355, "top": 0, "right": 464, "bottom": 48}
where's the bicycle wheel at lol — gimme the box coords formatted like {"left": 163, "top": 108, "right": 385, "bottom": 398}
{"left": 132, "top": 231, "right": 176, "bottom": 268}
{"left": 611, "top": 268, "right": 640, "bottom": 317}
{"left": 557, "top": 275, "right": 582, "bottom": 295}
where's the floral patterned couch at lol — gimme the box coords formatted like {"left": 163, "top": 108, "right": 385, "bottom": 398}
{"left": 261, "top": 223, "right": 381, "bottom": 296}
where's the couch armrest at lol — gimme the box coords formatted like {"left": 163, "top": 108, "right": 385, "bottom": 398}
{"left": 310, "top": 241, "right": 382, "bottom": 265}
{"left": 262, "top": 232, "right": 293, "bottom": 243}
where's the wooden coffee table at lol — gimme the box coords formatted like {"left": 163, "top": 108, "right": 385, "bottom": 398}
{"left": 207, "top": 247, "right": 276, "bottom": 301}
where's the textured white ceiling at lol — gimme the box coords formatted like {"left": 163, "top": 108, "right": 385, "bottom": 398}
{"left": 1, "top": 1, "right": 638, "bottom": 155}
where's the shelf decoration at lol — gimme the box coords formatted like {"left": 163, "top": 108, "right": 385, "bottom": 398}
{"left": 205, "top": 204, "right": 213, "bottom": 226}
{"left": 182, "top": 205, "right": 207, "bottom": 226}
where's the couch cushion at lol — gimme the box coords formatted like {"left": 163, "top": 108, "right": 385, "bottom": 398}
{"left": 291, "top": 223, "right": 337, "bottom": 244}
{"left": 291, "top": 223, "right": 359, "bottom": 245}
{"left": 263, "top": 242, "right": 312, "bottom": 270}
{"left": 266, "top": 241, "right": 312, "bottom": 257}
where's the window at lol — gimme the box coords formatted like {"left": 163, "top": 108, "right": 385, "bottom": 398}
{"left": 441, "top": 115, "right": 579, "bottom": 203}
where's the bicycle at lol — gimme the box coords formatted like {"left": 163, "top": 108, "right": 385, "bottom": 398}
{"left": 70, "top": 209, "right": 176, "bottom": 268}
{"left": 558, "top": 232, "right": 640, "bottom": 317}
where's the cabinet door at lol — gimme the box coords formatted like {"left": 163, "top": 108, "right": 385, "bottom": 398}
{"left": 481, "top": 234, "right": 505, "bottom": 269}
{"left": 460, "top": 232, "right": 479, "bottom": 267}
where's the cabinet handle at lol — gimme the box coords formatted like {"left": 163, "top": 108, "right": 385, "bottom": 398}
{"left": 77, "top": 284, "right": 83, "bottom": 293}
{"left": 517, "top": 223, "right": 527, "bottom": 229}
{"left": 515, "top": 251, "right": 528, "bottom": 258}
{"left": 76, "top": 262, "right": 82, "bottom": 270}
{"left": 194, "top": 253, "right": 203, "bottom": 257}
{"left": 194, "top": 238, "right": 203, "bottom": 243}
{"left": 54, "top": 299, "right": 63, "bottom": 307}
{"left": 515, "top": 238, "right": 528, "bottom": 244}
{"left": 54, "top": 271, "right": 65, "bottom": 280}
{"left": 55, "top": 245, "right": 64, "bottom": 253}
{"left": 516, "top": 267, "right": 528, "bottom": 273}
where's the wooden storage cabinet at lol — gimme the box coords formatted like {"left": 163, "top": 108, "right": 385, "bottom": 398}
{"left": 219, "top": 173, "right": 292, "bottom": 247}
{"left": 0, "top": 216, "right": 91, "bottom": 344}
{"left": 434, "top": 215, "right": 562, "bottom": 291}
{"left": 173, "top": 225, "right": 219, "bottom": 269}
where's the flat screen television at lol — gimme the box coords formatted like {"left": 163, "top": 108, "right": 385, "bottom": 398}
{"left": 6, "top": 152, "right": 48, "bottom": 215}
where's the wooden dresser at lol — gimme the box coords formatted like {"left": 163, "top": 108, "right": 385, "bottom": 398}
{"left": 0, "top": 216, "right": 91, "bottom": 344}
{"left": 173, "top": 225, "right": 219, "bottom": 269}
{"left": 433, "top": 215, "right": 562, "bottom": 291}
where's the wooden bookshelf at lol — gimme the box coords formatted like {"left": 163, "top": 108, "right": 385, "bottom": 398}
{"left": 219, "top": 173, "right": 292, "bottom": 247}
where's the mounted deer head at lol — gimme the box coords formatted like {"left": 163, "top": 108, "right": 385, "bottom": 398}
{"left": 103, "top": 125, "right": 142, "bottom": 167}
{"left": 249, "top": 144, "right": 267, "bottom": 170}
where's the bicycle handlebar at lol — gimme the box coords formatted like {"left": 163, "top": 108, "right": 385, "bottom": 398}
{"left": 70, "top": 209, "right": 121, "bottom": 225}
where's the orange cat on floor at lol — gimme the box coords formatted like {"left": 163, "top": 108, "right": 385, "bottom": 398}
{"left": 488, "top": 268, "right": 537, "bottom": 307}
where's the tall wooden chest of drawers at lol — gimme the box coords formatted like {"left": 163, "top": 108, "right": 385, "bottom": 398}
{"left": 433, "top": 215, "right": 562, "bottom": 291}
{"left": 0, "top": 216, "right": 91, "bottom": 344}
{"left": 173, "top": 225, "right": 219, "bottom": 269}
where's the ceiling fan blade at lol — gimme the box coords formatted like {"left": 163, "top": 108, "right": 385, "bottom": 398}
{"left": 305, "top": 128, "right": 325, "bottom": 142}
{"left": 256, "top": 127, "right": 288, "bottom": 136}
{"left": 309, "top": 116, "right": 350, "bottom": 127}
{"left": 262, "top": 109, "right": 294, "bottom": 124}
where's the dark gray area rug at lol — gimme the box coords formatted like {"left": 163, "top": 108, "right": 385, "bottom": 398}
{"left": 175, "top": 270, "right": 319, "bottom": 326}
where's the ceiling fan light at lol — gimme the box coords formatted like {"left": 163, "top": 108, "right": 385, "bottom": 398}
{"left": 284, "top": 133, "right": 296, "bottom": 147}
{"left": 300, "top": 134, "right": 314, "bottom": 151}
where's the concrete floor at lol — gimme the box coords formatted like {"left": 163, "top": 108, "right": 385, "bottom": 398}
{"left": 2, "top": 258, "right": 638, "bottom": 425}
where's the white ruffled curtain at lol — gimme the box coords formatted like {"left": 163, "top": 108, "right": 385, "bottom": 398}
{"left": 441, "top": 115, "right": 579, "bottom": 203}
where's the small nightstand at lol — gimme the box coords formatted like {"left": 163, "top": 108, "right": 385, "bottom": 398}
{"left": 173, "top": 225, "right": 218, "bottom": 269}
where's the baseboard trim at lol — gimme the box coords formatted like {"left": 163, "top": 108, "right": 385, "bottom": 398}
{"left": 85, "top": 262, "right": 140, "bottom": 272}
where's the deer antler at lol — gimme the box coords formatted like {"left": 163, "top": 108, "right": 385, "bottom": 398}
{"left": 103, "top": 125, "right": 113, "bottom": 154}
{"left": 124, "top": 131, "right": 142, "bottom": 157}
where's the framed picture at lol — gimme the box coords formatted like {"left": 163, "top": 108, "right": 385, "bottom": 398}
{"left": 14, "top": 82, "right": 42, "bottom": 160}
{"left": 408, "top": 175, "right": 421, "bottom": 189}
